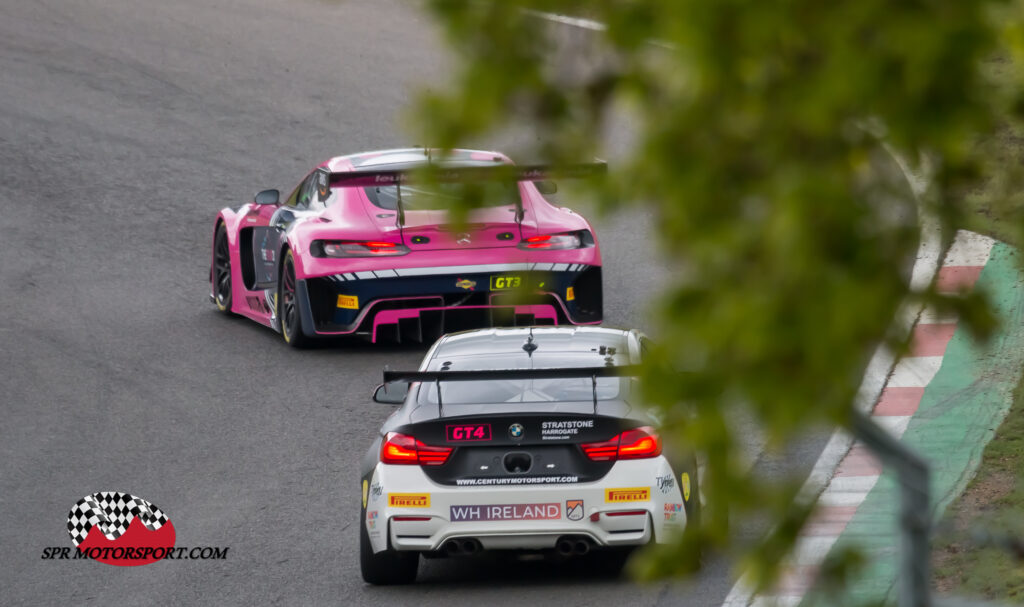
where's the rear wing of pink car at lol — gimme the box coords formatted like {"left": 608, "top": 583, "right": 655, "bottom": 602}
{"left": 328, "top": 162, "right": 607, "bottom": 187}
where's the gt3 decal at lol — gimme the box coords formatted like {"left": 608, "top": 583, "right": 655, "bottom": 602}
{"left": 446, "top": 423, "right": 492, "bottom": 442}
{"left": 388, "top": 493, "right": 430, "bottom": 508}
{"left": 490, "top": 275, "right": 522, "bottom": 290}
{"left": 566, "top": 500, "right": 584, "bottom": 521}
{"left": 605, "top": 487, "right": 651, "bottom": 503}
{"left": 450, "top": 503, "right": 560, "bottom": 522}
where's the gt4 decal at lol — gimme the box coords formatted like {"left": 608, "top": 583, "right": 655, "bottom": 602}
{"left": 446, "top": 423, "right": 492, "bottom": 442}
{"left": 388, "top": 493, "right": 430, "bottom": 508}
{"left": 605, "top": 487, "right": 650, "bottom": 503}
{"left": 450, "top": 503, "right": 560, "bottom": 522}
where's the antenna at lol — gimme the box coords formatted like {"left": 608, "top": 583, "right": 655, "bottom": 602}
{"left": 522, "top": 329, "right": 538, "bottom": 355}
{"left": 592, "top": 374, "right": 598, "bottom": 414}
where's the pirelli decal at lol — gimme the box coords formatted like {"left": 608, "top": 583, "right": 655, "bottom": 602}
{"left": 604, "top": 487, "right": 651, "bottom": 503}
{"left": 388, "top": 493, "right": 431, "bottom": 508}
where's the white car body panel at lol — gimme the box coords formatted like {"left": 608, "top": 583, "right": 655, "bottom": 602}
{"left": 364, "top": 456, "right": 690, "bottom": 553}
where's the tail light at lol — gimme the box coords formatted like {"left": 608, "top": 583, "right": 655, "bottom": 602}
{"left": 380, "top": 432, "right": 453, "bottom": 466}
{"left": 518, "top": 232, "right": 583, "bottom": 250}
{"left": 312, "top": 240, "right": 410, "bottom": 257}
{"left": 581, "top": 426, "right": 662, "bottom": 461}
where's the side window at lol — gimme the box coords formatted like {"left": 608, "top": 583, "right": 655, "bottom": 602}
{"left": 284, "top": 171, "right": 318, "bottom": 209}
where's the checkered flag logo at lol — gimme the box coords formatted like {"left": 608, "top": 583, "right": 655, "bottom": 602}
{"left": 67, "top": 491, "right": 169, "bottom": 547}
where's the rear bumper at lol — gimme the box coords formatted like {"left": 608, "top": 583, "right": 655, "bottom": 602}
{"left": 300, "top": 264, "right": 602, "bottom": 342}
{"left": 363, "top": 458, "right": 686, "bottom": 554}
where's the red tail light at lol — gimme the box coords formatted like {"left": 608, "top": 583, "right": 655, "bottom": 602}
{"left": 517, "top": 232, "right": 582, "bottom": 250}
{"left": 380, "top": 432, "right": 453, "bottom": 466}
{"left": 314, "top": 240, "right": 410, "bottom": 257}
{"left": 581, "top": 426, "right": 662, "bottom": 462}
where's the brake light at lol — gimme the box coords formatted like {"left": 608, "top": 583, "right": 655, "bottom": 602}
{"left": 581, "top": 426, "right": 662, "bottom": 461}
{"left": 315, "top": 240, "right": 410, "bottom": 257}
{"left": 380, "top": 432, "right": 453, "bottom": 466}
{"left": 517, "top": 232, "right": 582, "bottom": 250}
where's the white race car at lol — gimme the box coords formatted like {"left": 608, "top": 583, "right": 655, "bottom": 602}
{"left": 359, "top": 326, "right": 699, "bottom": 584}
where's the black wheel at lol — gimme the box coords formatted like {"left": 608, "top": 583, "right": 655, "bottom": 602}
{"left": 212, "top": 224, "right": 233, "bottom": 314}
{"left": 360, "top": 511, "right": 418, "bottom": 585}
{"left": 278, "top": 249, "right": 310, "bottom": 348}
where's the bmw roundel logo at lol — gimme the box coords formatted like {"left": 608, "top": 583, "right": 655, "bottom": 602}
{"left": 508, "top": 423, "right": 524, "bottom": 440}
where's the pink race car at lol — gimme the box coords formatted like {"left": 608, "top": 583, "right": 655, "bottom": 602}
{"left": 209, "top": 148, "right": 604, "bottom": 347}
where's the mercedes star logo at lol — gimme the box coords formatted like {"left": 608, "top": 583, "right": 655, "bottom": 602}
{"left": 456, "top": 233, "right": 472, "bottom": 245}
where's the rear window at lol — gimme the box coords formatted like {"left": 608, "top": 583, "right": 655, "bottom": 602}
{"left": 364, "top": 182, "right": 519, "bottom": 211}
{"left": 415, "top": 352, "right": 634, "bottom": 406}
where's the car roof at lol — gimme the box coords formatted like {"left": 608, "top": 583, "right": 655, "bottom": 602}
{"left": 423, "top": 327, "right": 639, "bottom": 371}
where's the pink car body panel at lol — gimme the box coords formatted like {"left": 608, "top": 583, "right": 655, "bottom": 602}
{"left": 210, "top": 148, "right": 603, "bottom": 343}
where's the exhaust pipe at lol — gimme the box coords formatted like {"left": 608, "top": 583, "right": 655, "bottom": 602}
{"left": 443, "top": 538, "right": 481, "bottom": 556}
{"left": 556, "top": 538, "right": 575, "bottom": 556}
{"left": 573, "top": 540, "right": 590, "bottom": 556}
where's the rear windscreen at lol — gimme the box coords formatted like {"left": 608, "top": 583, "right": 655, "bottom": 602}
{"left": 364, "top": 182, "right": 519, "bottom": 211}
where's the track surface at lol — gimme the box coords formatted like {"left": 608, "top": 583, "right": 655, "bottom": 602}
{"left": 0, "top": 1, "right": 828, "bottom": 604}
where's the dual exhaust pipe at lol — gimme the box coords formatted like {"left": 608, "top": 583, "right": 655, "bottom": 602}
{"left": 555, "top": 536, "right": 591, "bottom": 556}
{"left": 443, "top": 538, "right": 482, "bottom": 556}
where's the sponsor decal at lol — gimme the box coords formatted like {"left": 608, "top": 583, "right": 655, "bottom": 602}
{"left": 337, "top": 294, "right": 359, "bottom": 309}
{"left": 508, "top": 423, "right": 525, "bottom": 440}
{"left": 450, "top": 503, "right": 560, "bottom": 522}
{"left": 455, "top": 278, "right": 476, "bottom": 290}
{"left": 490, "top": 275, "right": 522, "bottom": 290}
{"left": 566, "top": 286, "right": 575, "bottom": 301}
{"left": 566, "top": 500, "right": 584, "bottom": 521}
{"left": 366, "top": 510, "right": 379, "bottom": 530}
{"left": 663, "top": 502, "right": 683, "bottom": 522}
{"left": 656, "top": 474, "right": 675, "bottom": 494}
{"left": 43, "top": 491, "right": 229, "bottom": 566}
{"left": 446, "top": 423, "right": 492, "bottom": 442}
{"left": 388, "top": 493, "right": 430, "bottom": 508}
{"left": 370, "top": 482, "right": 383, "bottom": 502}
{"left": 681, "top": 472, "right": 691, "bottom": 502}
{"left": 605, "top": 487, "right": 651, "bottom": 503}
{"left": 361, "top": 480, "right": 368, "bottom": 508}
{"left": 455, "top": 475, "right": 579, "bottom": 486}
{"left": 541, "top": 419, "right": 594, "bottom": 441}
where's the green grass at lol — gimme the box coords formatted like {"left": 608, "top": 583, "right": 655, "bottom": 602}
{"left": 931, "top": 329, "right": 1024, "bottom": 601}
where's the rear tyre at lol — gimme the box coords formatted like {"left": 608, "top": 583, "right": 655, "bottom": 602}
{"left": 359, "top": 513, "right": 418, "bottom": 585}
{"left": 278, "top": 249, "right": 310, "bottom": 348}
{"left": 212, "top": 224, "right": 233, "bottom": 314}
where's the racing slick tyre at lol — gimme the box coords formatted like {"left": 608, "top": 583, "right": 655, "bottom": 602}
{"left": 359, "top": 514, "right": 418, "bottom": 585}
{"left": 278, "top": 249, "right": 310, "bottom": 348}
{"left": 212, "top": 224, "right": 234, "bottom": 315}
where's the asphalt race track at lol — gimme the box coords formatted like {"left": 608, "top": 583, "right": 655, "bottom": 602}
{"left": 0, "top": 1, "right": 829, "bottom": 604}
